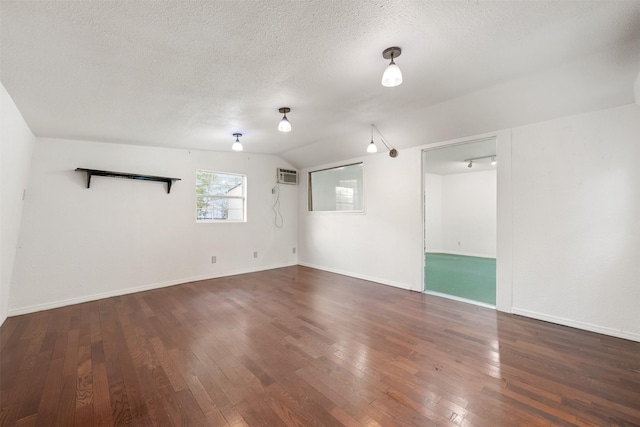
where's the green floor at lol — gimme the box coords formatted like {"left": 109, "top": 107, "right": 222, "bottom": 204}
{"left": 424, "top": 253, "right": 496, "bottom": 305}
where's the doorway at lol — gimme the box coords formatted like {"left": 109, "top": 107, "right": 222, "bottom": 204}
{"left": 422, "top": 138, "right": 497, "bottom": 306}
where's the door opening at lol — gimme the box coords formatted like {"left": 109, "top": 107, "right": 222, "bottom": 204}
{"left": 422, "top": 138, "right": 497, "bottom": 307}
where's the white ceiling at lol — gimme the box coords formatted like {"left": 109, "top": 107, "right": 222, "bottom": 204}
{"left": 2, "top": 1, "right": 640, "bottom": 169}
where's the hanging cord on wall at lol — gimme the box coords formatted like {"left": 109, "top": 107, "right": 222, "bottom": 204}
{"left": 272, "top": 185, "right": 284, "bottom": 228}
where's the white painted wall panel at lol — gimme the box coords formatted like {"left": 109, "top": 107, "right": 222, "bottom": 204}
{"left": 0, "top": 83, "right": 35, "bottom": 326}
{"left": 511, "top": 104, "right": 640, "bottom": 339}
{"left": 9, "top": 138, "right": 297, "bottom": 314}
{"left": 424, "top": 173, "right": 443, "bottom": 252}
{"left": 441, "top": 170, "right": 496, "bottom": 257}
{"left": 298, "top": 153, "right": 423, "bottom": 291}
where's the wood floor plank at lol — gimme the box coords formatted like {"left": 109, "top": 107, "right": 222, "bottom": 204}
{"left": 1, "top": 266, "right": 639, "bottom": 426}
{"left": 91, "top": 362, "right": 113, "bottom": 426}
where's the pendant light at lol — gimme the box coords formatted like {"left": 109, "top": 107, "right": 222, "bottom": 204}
{"left": 381, "top": 47, "right": 403, "bottom": 88}
{"left": 367, "top": 125, "right": 378, "bottom": 153}
{"left": 278, "top": 107, "right": 291, "bottom": 132}
{"left": 367, "top": 124, "right": 398, "bottom": 158}
{"left": 232, "top": 133, "right": 243, "bottom": 151}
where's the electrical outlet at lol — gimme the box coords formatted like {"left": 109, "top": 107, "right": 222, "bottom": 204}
{"left": 211, "top": 256, "right": 217, "bottom": 263}
{"left": 292, "top": 247, "right": 296, "bottom": 254}
{"left": 253, "top": 251, "right": 258, "bottom": 258}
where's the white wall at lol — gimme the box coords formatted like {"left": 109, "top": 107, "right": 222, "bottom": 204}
{"left": 424, "top": 170, "right": 496, "bottom": 257}
{"left": 299, "top": 103, "right": 640, "bottom": 341}
{"left": 424, "top": 173, "right": 442, "bottom": 252}
{"left": 441, "top": 171, "right": 496, "bottom": 257}
{"left": 0, "top": 83, "right": 36, "bottom": 326}
{"left": 510, "top": 104, "right": 640, "bottom": 341}
{"left": 9, "top": 138, "right": 297, "bottom": 315}
{"left": 298, "top": 153, "right": 423, "bottom": 291}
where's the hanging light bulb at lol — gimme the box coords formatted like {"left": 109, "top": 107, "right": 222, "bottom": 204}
{"left": 367, "top": 124, "right": 378, "bottom": 153}
{"left": 491, "top": 157, "right": 497, "bottom": 165}
{"left": 381, "top": 47, "right": 403, "bottom": 87}
{"left": 278, "top": 107, "right": 291, "bottom": 132}
{"left": 232, "top": 133, "right": 243, "bottom": 151}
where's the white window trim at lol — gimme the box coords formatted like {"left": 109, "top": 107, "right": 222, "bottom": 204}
{"left": 196, "top": 170, "right": 247, "bottom": 223}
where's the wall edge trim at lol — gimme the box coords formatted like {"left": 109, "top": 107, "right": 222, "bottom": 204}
{"left": 511, "top": 307, "right": 640, "bottom": 343}
{"left": 7, "top": 263, "right": 297, "bottom": 317}
{"left": 298, "top": 262, "right": 415, "bottom": 291}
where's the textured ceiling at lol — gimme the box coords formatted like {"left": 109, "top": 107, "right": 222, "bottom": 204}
{"left": 2, "top": 1, "right": 640, "bottom": 169}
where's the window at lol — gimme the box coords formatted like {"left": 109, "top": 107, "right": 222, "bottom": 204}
{"left": 309, "top": 163, "right": 363, "bottom": 212}
{"left": 196, "top": 170, "right": 246, "bottom": 222}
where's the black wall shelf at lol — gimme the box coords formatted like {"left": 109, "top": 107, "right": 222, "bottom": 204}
{"left": 75, "top": 168, "right": 181, "bottom": 194}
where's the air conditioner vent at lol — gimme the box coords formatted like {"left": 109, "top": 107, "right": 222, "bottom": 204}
{"left": 277, "top": 168, "right": 298, "bottom": 185}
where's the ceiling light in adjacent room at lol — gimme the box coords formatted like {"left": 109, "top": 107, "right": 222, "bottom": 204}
{"left": 278, "top": 107, "right": 291, "bottom": 132}
{"left": 464, "top": 155, "right": 497, "bottom": 168}
{"left": 381, "top": 47, "right": 403, "bottom": 87}
{"left": 232, "top": 133, "right": 243, "bottom": 151}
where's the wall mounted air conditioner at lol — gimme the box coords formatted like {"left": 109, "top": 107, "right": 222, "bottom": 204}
{"left": 277, "top": 168, "right": 298, "bottom": 185}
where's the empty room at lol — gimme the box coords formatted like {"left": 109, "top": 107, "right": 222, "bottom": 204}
{"left": 1, "top": 1, "right": 639, "bottom": 426}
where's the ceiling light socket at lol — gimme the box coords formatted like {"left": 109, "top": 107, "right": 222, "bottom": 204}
{"left": 382, "top": 47, "right": 402, "bottom": 60}
{"left": 278, "top": 107, "right": 291, "bottom": 114}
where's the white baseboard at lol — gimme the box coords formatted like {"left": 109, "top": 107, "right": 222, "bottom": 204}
{"left": 423, "top": 290, "right": 496, "bottom": 309}
{"left": 426, "top": 250, "right": 496, "bottom": 259}
{"left": 511, "top": 307, "right": 640, "bottom": 343}
{"left": 7, "top": 263, "right": 297, "bottom": 317}
{"left": 298, "top": 262, "right": 417, "bottom": 292}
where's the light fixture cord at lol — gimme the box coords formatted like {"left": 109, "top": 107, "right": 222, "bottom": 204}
{"left": 272, "top": 185, "right": 283, "bottom": 228}
{"left": 372, "top": 124, "right": 394, "bottom": 151}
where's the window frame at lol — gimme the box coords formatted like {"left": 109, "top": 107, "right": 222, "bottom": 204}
{"left": 308, "top": 162, "right": 365, "bottom": 213}
{"left": 195, "top": 169, "right": 247, "bottom": 223}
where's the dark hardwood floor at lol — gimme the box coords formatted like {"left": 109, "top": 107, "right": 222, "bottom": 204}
{"left": 1, "top": 266, "right": 639, "bottom": 426}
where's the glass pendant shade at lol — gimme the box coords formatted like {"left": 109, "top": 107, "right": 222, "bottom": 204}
{"left": 367, "top": 140, "right": 378, "bottom": 153}
{"left": 382, "top": 61, "right": 403, "bottom": 87}
{"left": 278, "top": 116, "right": 291, "bottom": 132}
{"left": 232, "top": 133, "right": 243, "bottom": 151}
